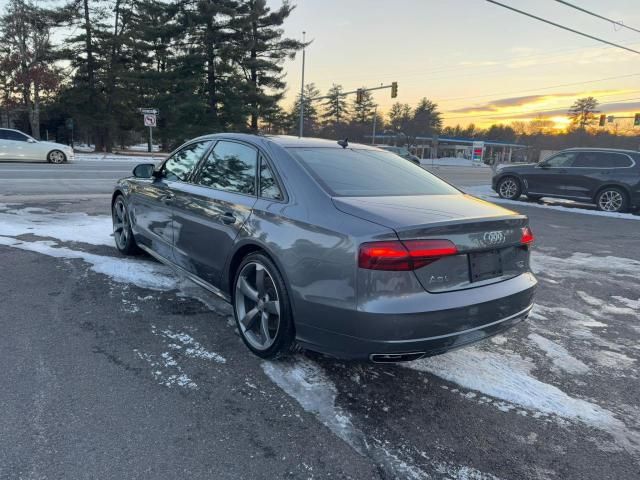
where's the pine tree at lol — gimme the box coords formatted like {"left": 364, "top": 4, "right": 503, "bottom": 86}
{"left": 568, "top": 96, "right": 599, "bottom": 129}
{"left": 321, "top": 84, "right": 349, "bottom": 127}
{"left": 232, "top": 0, "right": 303, "bottom": 131}
{"left": 351, "top": 88, "right": 376, "bottom": 124}
{"left": 290, "top": 83, "right": 320, "bottom": 135}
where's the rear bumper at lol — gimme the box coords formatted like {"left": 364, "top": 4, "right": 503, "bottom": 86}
{"left": 295, "top": 273, "right": 536, "bottom": 360}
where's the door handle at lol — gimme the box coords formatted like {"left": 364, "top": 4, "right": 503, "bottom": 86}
{"left": 220, "top": 212, "right": 237, "bottom": 225}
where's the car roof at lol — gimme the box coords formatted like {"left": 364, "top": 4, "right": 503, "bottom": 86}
{"left": 562, "top": 147, "right": 639, "bottom": 154}
{"left": 191, "top": 132, "right": 379, "bottom": 150}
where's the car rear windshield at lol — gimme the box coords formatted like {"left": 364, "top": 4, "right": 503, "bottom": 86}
{"left": 288, "top": 147, "right": 460, "bottom": 197}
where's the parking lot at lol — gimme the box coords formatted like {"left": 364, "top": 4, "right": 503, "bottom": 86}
{"left": 1, "top": 158, "right": 639, "bottom": 479}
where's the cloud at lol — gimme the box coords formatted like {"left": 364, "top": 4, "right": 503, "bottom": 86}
{"left": 498, "top": 101, "right": 640, "bottom": 120}
{"left": 450, "top": 93, "right": 579, "bottom": 114}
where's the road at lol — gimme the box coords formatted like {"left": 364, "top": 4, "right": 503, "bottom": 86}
{"left": 0, "top": 158, "right": 156, "bottom": 198}
{"left": 0, "top": 163, "right": 638, "bottom": 479}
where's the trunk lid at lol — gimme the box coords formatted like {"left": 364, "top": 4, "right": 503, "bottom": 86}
{"left": 333, "top": 194, "right": 531, "bottom": 292}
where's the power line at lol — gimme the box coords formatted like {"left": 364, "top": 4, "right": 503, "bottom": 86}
{"left": 555, "top": 0, "right": 640, "bottom": 35}
{"left": 443, "top": 95, "right": 640, "bottom": 121}
{"left": 485, "top": 0, "right": 640, "bottom": 55}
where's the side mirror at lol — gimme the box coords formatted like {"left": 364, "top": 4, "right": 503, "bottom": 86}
{"left": 133, "top": 163, "right": 156, "bottom": 178}
{"left": 538, "top": 163, "right": 550, "bottom": 169}
{"left": 27, "top": 138, "right": 37, "bottom": 143}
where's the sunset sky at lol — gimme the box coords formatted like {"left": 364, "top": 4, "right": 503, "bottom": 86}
{"left": 272, "top": 0, "right": 640, "bottom": 129}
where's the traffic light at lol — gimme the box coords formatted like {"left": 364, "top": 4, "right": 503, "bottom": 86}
{"left": 635, "top": 113, "right": 640, "bottom": 126}
{"left": 356, "top": 89, "right": 363, "bottom": 103}
{"left": 599, "top": 114, "right": 606, "bottom": 127}
{"left": 391, "top": 82, "right": 398, "bottom": 98}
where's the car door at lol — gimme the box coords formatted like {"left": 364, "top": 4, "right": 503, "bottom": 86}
{"left": 3, "top": 130, "right": 33, "bottom": 161}
{"left": 571, "top": 151, "right": 635, "bottom": 199}
{"left": 525, "top": 151, "right": 577, "bottom": 196}
{"left": 128, "top": 140, "right": 213, "bottom": 262}
{"left": 171, "top": 140, "right": 258, "bottom": 287}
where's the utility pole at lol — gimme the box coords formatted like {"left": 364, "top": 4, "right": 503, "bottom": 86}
{"left": 371, "top": 106, "right": 377, "bottom": 144}
{"left": 298, "top": 31, "right": 306, "bottom": 138}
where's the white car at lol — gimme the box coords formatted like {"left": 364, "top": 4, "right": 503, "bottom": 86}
{"left": 0, "top": 128, "right": 74, "bottom": 163}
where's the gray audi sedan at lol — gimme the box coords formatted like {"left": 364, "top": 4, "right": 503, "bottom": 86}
{"left": 112, "top": 134, "right": 536, "bottom": 362}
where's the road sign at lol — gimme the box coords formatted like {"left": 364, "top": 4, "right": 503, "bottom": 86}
{"left": 144, "top": 114, "right": 157, "bottom": 127}
{"left": 471, "top": 141, "right": 484, "bottom": 165}
{"left": 139, "top": 108, "right": 159, "bottom": 115}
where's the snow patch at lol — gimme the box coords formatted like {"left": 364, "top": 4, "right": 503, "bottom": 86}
{"left": 612, "top": 296, "right": 640, "bottom": 310}
{"left": 465, "top": 185, "right": 640, "bottom": 221}
{"left": 0, "top": 237, "right": 179, "bottom": 290}
{"left": 0, "top": 206, "right": 114, "bottom": 246}
{"left": 263, "top": 358, "right": 500, "bottom": 480}
{"left": 528, "top": 333, "right": 589, "bottom": 375}
{"left": 406, "top": 347, "right": 639, "bottom": 453}
{"left": 134, "top": 350, "right": 197, "bottom": 389}
{"left": 158, "top": 328, "right": 226, "bottom": 364}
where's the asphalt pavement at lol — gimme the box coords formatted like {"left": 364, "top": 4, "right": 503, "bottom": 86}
{"left": 0, "top": 162, "right": 638, "bottom": 479}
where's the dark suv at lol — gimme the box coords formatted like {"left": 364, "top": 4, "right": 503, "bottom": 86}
{"left": 492, "top": 148, "right": 640, "bottom": 212}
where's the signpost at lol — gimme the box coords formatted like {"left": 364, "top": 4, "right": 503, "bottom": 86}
{"left": 471, "top": 141, "right": 485, "bottom": 165}
{"left": 139, "top": 108, "right": 158, "bottom": 152}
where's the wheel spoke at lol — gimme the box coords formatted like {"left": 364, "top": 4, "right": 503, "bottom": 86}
{"left": 238, "top": 277, "right": 259, "bottom": 301}
{"left": 264, "top": 300, "right": 280, "bottom": 315}
{"left": 241, "top": 307, "right": 260, "bottom": 332}
{"left": 255, "top": 265, "right": 265, "bottom": 296}
{"left": 260, "top": 312, "right": 271, "bottom": 342}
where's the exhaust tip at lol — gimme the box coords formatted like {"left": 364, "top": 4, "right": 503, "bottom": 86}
{"left": 370, "top": 352, "right": 425, "bottom": 363}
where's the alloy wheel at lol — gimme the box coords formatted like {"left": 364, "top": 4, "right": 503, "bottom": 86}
{"left": 235, "top": 261, "right": 281, "bottom": 351}
{"left": 112, "top": 198, "right": 130, "bottom": 250}
{"left": 598, "top": 190, "right": 623, "bottom": 212}
{"left": 499, "top": 178, "right": 518, "bottom": 199}
{"left": 49, "top": 151, "right": 65, "bottom": 163}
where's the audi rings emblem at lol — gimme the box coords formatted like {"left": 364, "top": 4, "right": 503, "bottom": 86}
{"left": 482, "top": 231, "right": 506, "bottom": 246}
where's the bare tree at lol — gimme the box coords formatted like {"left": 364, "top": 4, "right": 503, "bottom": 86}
{"left": 0, "top": 0, "right": 60, "bottom": 138}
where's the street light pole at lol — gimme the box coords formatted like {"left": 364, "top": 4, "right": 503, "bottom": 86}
{"left": 298, "top": 31, "right": 306, "bottom": 138}
{"left": 372, "top": 106, "right": 377, "bottom": 144}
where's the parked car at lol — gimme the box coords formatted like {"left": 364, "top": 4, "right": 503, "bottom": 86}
{"left": 492, "top": 148, "right": 640, "bottom": 212}
{"left": 113, "top": 134, "right": 536, "bottom": 362}
{"left": 0, "top": 128, "right": 74, "bottom": 163}
{"left": 376, "top": 145, "right": 422, "bottom": 165}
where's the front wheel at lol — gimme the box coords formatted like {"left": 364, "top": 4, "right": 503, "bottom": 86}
{"left": 112, "top": 195, "right": 140, "bottom": 255}
{"left": 47, "top": 150, "right": 66, "bottom": 164}
{"left": 233, "top": 253, "right": 295, "bottom": 358}
{"left": 596, "top": 187, "right": 628, "bottom": 213}
{"left": 497, "top": 176, "right": 521, "bottom": 200}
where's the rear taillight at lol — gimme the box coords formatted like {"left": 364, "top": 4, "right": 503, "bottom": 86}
{"left": 358, "top": 240, "right": 458, "bottom": 271}
{"left": 521, "top": 226, "right": 534, "bottom": 245}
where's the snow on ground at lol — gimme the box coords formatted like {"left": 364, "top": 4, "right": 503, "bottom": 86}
{"left": 527, "top": 333, "right": 589, "bottom": 375}
{"left": 1, "top": 203, "right": 639, "bottom": 461}
{"left": 0, "top": 204, "right": 114, "bottom": 246}
{"left": 263, "top": 358, "right": 501, "bottom": 480}
{"left": 465, "top": 185, "right": 640, "bottom": 221}
{"left": 420, "top": 157, "right": 490, "bottom": 168}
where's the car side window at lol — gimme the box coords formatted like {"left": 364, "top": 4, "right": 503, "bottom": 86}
{"left": 573, "top": 152, "right": 599, "bottom": 168}
{"left": 0, "top": 130, "right": 7, "bottom": 140}
{"left": 161, "top": 141, "right": 212, "bottom": 182}
{"left": 601, "top": 153, "right": 633, "bottom": 168}
{"left": 197, "top": 141, "right": 258, "bottom": 195}
{"left": 5, "top": 130, "right": 28, "bottom": 142}
{"left": 259, "top": 157, "right": 283, "bottom": 200}
{"left": 544, "top": 152, "right": 576, "bottom": 168}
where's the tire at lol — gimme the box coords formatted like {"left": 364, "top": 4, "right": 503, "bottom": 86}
{"left": 47, "top": 150, "right": 66, "bottom": 164}
{"left": 596, "top": 187, "right": 628, "bottom": 213}
{"left": 112, "top": 195, "right": 140, "bottom": 255}
{"left": 233, "top": 252, "right": 295, "bottom": 359}
{"left": 497, "top": 176, "right": 521, "bottom": 200}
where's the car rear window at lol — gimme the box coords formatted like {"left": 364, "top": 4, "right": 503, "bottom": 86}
{"left": 288, "top": 147, "right": 460, "bottom": 197}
